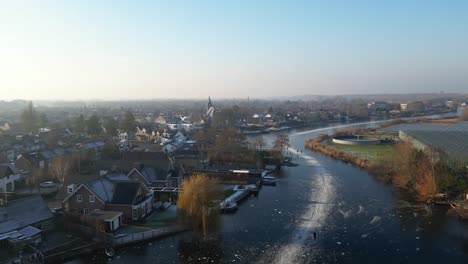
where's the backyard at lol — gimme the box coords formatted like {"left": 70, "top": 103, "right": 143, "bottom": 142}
{"left": 117, "top": 206, "right": 179, "bottom": 235}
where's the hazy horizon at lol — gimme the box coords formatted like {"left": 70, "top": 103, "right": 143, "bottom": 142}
{"left": 1, "top": 1, "right": 468, "bottom": 100}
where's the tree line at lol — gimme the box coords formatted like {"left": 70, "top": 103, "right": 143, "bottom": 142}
{"left": 20, "top": 102, "right": 136, "bottom": 136}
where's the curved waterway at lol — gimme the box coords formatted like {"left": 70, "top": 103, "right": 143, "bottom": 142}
{"left": 75, "top": 120, "right": 468, "bottom": 264}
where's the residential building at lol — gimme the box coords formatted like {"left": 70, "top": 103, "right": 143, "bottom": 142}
{"left": 96, "top": 151, "right": 185, "bottom": 189}
{"left": 154, "top": 114, "right": 167, "bottom": 125}
{"left": 62, "top": 173, "right": 153, "bottom": 222}
{"left": 0, "top": 164, "right": 21, "bottom": 192}
{"left": 0, "top": 196, "right": 54, "bottom": 235}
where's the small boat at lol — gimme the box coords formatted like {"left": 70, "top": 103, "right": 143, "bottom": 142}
{"left": 222, "top": 202, "right": 238, "bottom": 213}
{"left": 262, "top": 176, "right": 277, "bottom": 186}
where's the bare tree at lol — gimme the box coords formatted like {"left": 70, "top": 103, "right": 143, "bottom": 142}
{"left": 414, "top": 155, "right": 437, "bottom": 199}
{"left": 255, "top": 135, "right": 264, "bottom": 150}
{"left": 272, "top": 134, "right": 290, "bottom": 161}
{"left": 49, "top": 155, "right": 73, "bottom": 183}
{"left": 392, "top": 141, "right": 414, "bottom": 187}
{"left": 30, "top": 169, "right": 47, "bottom": 187}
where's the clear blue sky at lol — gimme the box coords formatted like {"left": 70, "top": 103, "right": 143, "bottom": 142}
{"left": 1, "top": 0, "right": 467, "bottom": 100}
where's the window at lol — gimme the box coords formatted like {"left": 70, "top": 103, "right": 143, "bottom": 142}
{"left": 77, "top": 195, "right": 82, "bottom": 202}
{"left": 89, "top": 196, "right": 95, "bottom": 203}
{"left": 68, "top": 187, "right": 73, "bottom": 194}
{"left": 83, "top": 208, "right": 89, "bottom": 215}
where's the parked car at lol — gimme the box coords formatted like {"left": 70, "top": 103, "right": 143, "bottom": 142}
{"left": 39, "top": 181, "right": 56, "bottom": 188}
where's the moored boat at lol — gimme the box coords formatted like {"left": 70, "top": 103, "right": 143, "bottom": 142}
{"left": 221, "top": 202, "right": 239, "bottom": 213}
{"left": 262, "top": 176, "right": 277, "bottom": 186}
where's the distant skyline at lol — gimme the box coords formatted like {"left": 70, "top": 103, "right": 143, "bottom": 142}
{"left": 1, "top": 1, "right": 467, "bottom": 100}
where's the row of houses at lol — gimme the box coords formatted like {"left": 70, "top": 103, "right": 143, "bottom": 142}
{"left": 0, "top": 149, "right": 193, "bottom": 254}
{"left": 0, "top": 140, "right": 105, "bottom": 192}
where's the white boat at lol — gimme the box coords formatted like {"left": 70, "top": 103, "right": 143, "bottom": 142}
{"left": 221, "top": 202, "right": 238, "bottom": 213}
{"left": 262, "top": 176, "right": 277, "bottom": 186}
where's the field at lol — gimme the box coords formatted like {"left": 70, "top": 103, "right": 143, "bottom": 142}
{"left": 326, "top": 140, "right": 395, "bottom": 163}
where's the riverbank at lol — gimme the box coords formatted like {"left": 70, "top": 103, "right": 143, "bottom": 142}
{"left": 303, "top": 116, "right": 466, "bottom": 202}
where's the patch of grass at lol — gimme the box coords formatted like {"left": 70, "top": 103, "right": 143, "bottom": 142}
{"left": 117, "top": 225, "right": 149, "bottom": 235}
{"left": 118, "top": 208, "right": 179, "bottom": 235}
{"left": 326, "top": 139, "right": 395, "bottom": 164}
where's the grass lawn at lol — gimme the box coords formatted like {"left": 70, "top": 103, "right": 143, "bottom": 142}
{"left": 118, "top": 206, "right": 179, "bottom": 235}
{"left": 326, "top": 139, "right": 396, "bottom": 164}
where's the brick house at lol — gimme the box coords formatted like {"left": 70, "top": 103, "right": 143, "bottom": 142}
{"left": 62, "top": 173, "right": 153, "bottom": 222}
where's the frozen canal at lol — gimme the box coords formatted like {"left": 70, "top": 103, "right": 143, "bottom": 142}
{"left": 74, "top": 121, "right": 468, "bottom": 264}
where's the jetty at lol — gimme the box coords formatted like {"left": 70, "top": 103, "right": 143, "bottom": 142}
{"left": 113, "top": 224, "right": 190, "bottom": 247}
{"left": 21, "top": 225, "right": 189, "bottom": 263}
{"left": 224, "top": 188, "right": 249, "bottom": 204}
{"left": 219, "top": 184, "right": 258, "bottom": 212}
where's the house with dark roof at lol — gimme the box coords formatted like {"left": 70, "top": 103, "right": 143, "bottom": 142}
{"left": 96, "top": 151, "right": 184, "bottom": 188}
{"left": 0, "top": 196, "right": 54, "bottom": 235}
{"left": 106, "top": 181, "right": 153, "bottom": 221}
{"left": 15, "top": 152, "right": 47, "bottom": 172}
{"left": 62, "top": 173, "right": 153, "bottom": 223}
{"left": 127, "top": 163, "right": 181, "bottom": 188}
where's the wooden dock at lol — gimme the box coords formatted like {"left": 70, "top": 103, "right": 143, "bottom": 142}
{"left": 22, "top": 225, "right": 190, "bottom": 263}
{"left": 113, "top": 225, "right": 190, "bottom": 247}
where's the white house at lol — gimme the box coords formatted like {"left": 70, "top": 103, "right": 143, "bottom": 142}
{"left": 0, "top": 164, "right": 22, "bottom": 192}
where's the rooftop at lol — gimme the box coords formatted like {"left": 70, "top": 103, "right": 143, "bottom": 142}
{"left": 380, "top": 123, "right": 449, "bottom": 133}
{"left": 110, "top": 181, "right": 142, "bottom": 205}
{"left": 0, "top": 196, "right": 54, "bottom": 234}
{"left": 403, "top": 130, "right": 468, "bottom": 156}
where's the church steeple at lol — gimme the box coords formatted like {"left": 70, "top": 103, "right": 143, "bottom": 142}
{"left": 208, "top": 96, "right": 213, "bottom": 110}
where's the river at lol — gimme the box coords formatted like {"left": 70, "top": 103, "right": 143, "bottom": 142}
{"left": 74, "top": 119, "right": 468, "bottom": 264}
